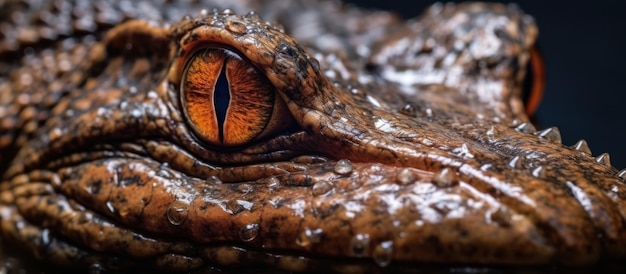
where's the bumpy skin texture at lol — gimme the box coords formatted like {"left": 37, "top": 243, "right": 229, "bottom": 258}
{"left": 1, "top": 0, "right": 625, "bottom": 273}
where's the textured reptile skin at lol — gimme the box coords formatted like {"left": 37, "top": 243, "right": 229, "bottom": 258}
{"left": 0, "top": 0, "right": 625, "bottom": 273}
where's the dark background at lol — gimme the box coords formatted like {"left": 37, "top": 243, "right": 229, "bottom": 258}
{"left": 347, "top": 0, "right": 626, "bottom": 170}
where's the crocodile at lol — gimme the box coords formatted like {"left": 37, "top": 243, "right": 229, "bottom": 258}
{"left": 0, "top": 0, "right": 625, "bottom": 273}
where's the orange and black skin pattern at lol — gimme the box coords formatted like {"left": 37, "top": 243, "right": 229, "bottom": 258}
{"left": 0, "top": 1, "right": 625, "bottom": 273}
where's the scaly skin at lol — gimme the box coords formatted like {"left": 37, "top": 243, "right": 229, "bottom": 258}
{"left": 0, "top": 0, "right": 625, "bottom": 273}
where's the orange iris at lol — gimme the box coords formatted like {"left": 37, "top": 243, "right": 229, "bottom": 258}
{"left": 181, "top": 47, "right": 294, "bottom": 147}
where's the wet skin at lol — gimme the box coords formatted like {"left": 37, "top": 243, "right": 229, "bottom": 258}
{"left": 0, "top": 0, "right": 625, "bottom": 273}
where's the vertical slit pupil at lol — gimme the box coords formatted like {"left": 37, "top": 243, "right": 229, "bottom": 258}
{"left": 214, "top": 59, "right": 230, "bottom": 144}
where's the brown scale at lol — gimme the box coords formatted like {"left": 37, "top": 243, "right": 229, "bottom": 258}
{"left": 0, "top": 0, "right": 625, "bottom": 273}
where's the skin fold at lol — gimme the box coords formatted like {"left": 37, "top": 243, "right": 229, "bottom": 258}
{"left": 0, "top": 0, "right": 625, "bottom": 273}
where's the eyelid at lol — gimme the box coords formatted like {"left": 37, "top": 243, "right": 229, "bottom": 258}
{"left": 170, "top": 40, "right": 243, "bottom": 86}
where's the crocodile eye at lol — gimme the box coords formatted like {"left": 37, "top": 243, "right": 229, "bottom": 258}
{"left": 181, "top": 47, "right": 294, "bottom": 147}
{"left": 523, "top": 47, "right": 545, "bottom": 116}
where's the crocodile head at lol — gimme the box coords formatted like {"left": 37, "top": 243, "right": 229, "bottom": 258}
{"left": 0, "top": 1, "right": 625, "bottom": 272}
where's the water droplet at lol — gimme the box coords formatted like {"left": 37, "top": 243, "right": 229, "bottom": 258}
{"left": 88, "top": 263, "right": 107, "bottom": 274}
{"left": 351, "top": 87, "right": 364, "bottom": 96}
{"left": 334, "top": 159, "right": 353, "bottom": 175}
{"left": 49, "top": 127, "right": 63, "bottom": 141}
{"left": 245, "top": 10, "right": 259, "bottom": 19}
{"left": 611, "top": 185, "right": 619, "bottom": 193}
{"left": 277, "top": 43, "right": 298, "bottom": 59}
{"left": 350, "top": 233, "right": 370, "bottom": 257}
{"left": 156, "top": 168, "right": 173, "bottom": 179}
{"left": 198, "top": 185, "right": 215, "bottom": 195}
{"left": 239, "top": 223, "right": 259, "bottom": 242}
{"left": 596, "top": 153, "right": 611, "bottom": 166}
{"left": 312, "top": 181, "right": 334, "bottom": 196}
{"left": 424, "top": 108, "right": 433, "bottom": 118}
{"left": 534, "top": 127, "right": 561, "bottom": 144}
{"left": 237, "top": 183, "right": 253, "bottom": 194}
{"left": 514, "top": 122, "right": 536, "bottom": 133}
{"left": 199, "top": 9, "right": 208, "bottom": 16}
{"left": 399, "top": 104, "right": 416, "bottom": 117}
{"left": 166, "top": 201, "right": 189, "bottom": 226}
{"left": 206, "top": 175, "right": 222, "bottom": 185}
{"left": 221, "top": 8, "right": 235, "bottom": 15}
{"left": 480, "top": 164, "right": 492, "bottom": 171}
{"left": 64, "top": 109, "right": 75, "bottom": 117}
{"left": 432, "top": 168, "right": 456, "bottom": 188}
{"left": 308, "top": 56, "right": 320, "bottom": 72}
{"left": 296, "top": 227, "right": 323, "bottom": 247}
{"left": 485, "top": 126, "right": 496, "bottom": 142}
{"left": 210, "top": 17, "right": 225, "bottom": 28}
{"left": 266, "top": 176, "right": 280, "bottom": 189}
{"left": 571, "top": 139, "right": 592, "bottom": 156}
{"left": 396, "top": 168, "right": 416, "bottom": 185}
{"left": 373, "top": 240, "right": 394, "bottom": 267}
{"left": 225, "top": 199, "right": 252, "bottom": 214}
